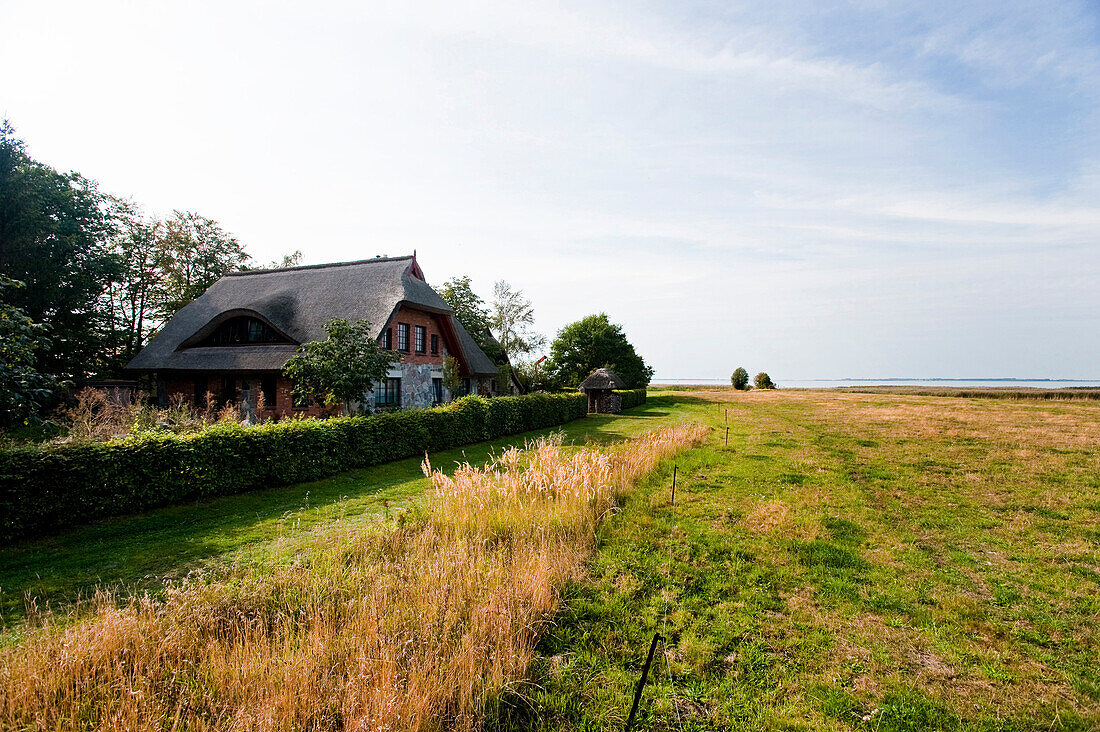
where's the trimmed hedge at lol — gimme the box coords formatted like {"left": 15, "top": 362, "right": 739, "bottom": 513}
{"left": 615, "top": 388, "right": 647, "bottom": 410}
{"left": 0, "top": 393, "right": 587, "bottom": 543}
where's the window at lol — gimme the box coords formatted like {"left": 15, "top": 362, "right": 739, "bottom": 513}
{"left": 430, "top": 334, "right": 439, "bottom": 355}
{"left": 199, "top": 316, "right": 289, "bottom": 347}
{"left": 380, "top": 327, "right": 392, "bottom": 349}
{"left": 376, "top": 377, "right": 401, "bottom": 407}
{"left": 261, "top": 375, "right": 277, "bottom": 409}
{"left": 397, "top": 323, "right": 409, "bottom": 352}
{"left": 414, "top": 325, "right": 426, "bottom": 354}
{"left": 432, "top": 377, "right": 443, "bottom": 404}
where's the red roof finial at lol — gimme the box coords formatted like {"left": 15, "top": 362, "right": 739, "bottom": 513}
{"left": 407, "top": 250, "right": 425, "bottom": 281}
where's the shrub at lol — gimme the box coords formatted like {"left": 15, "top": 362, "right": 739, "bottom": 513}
{"left": 754, "top": 372, "right": 776, "bottom": 390}
{"left": 614, "top": 388, "right": 647, "bottom": 410}
{"left": 0, "top": 392, "right": 588, "bottom": 543}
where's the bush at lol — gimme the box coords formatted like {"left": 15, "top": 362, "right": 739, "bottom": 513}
{"left": 754, "top": 372, "right": 776, "bottom": 390}
{"left": 0, "top": 393, "right": 588, "bottom": 543}
{"left": 614, "top": 388, "right": 647, "bottom": 410}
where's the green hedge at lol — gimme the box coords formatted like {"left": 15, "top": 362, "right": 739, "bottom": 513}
{"left": 615, "top": 388, "right": 647, "bottom": 410}
{"left": 0, "top": 393, "right": 587, "bottom": 543}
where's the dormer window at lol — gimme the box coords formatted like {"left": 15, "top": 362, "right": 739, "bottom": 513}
{"left": 198, "top": 316, "right": 290, "bottom": 347}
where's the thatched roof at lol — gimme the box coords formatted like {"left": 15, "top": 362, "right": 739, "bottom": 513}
{"left": 126, "top": 255, "right": 498, "bottom": 375}
{"left": 578, "top": 367, "right": 627, "bottom": 391}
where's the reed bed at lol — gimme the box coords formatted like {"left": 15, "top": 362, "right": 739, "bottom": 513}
{"left": 0, "top": 424, "right": 708, "bottom": 731}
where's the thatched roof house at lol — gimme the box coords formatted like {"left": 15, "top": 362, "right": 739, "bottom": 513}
{"left": 126, "top": 254, "right": 507, "bottom": 416}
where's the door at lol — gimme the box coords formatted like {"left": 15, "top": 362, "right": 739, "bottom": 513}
{"left": 240, "top": 378, "right": 257, "bottom": 422}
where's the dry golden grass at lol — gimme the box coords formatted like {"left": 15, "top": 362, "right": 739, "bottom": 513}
{"left": 0, "top": 425, "right": 708, "bottom": 731}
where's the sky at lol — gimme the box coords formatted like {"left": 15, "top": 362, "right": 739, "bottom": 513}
{"left": 2, "top": 0, "right": 1099, "bottom": 380}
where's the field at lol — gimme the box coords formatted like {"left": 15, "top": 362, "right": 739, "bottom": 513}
{"left": 498, "top": 390, "right": 1100, "bottom": 731}
{"left": 2, "top": 389, "right": 1099, "bottom": 730}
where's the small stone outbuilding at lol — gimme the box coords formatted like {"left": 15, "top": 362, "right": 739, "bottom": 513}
{"left": 578, "top": 367, "right": 627, "bottom": 413}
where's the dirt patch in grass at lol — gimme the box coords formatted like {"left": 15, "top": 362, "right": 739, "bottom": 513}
{"left": 745, "top": 499, "right": 792, "bottom": 533}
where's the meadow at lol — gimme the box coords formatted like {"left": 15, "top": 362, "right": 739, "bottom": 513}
{"left": 497, "top": 390, "right": 1100, "bottom": 731}
{"left": 1, "top": 390, "right": 1098, "bottom": 730}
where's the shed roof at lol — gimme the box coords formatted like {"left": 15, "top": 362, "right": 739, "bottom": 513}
{"left": 126, "top": 255, "right": 498, "bottom": 375}
{"left": 578, "top": 367, "right": 627, "bottom": 391}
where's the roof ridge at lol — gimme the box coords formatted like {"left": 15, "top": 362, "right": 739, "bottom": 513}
{"left": 225, "top": 255, "right": 413, "bottom": 277}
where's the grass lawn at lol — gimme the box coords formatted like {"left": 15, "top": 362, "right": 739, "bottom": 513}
{"left": 0, "top": 395, "right": 702, "bottom": 629}
{"left": 493, "top": 389, "right": 1100, "bottom": 731}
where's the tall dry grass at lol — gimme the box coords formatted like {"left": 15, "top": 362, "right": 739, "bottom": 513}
{"left": 0, "top": 424, "right": 708, "bottom": 731}
{"left": 58, "top": 388, "right": 240, "bottom": 444}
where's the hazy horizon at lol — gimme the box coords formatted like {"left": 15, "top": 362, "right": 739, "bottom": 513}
{"left": 3, "top": 1, "right": 1098, "bottom": 381}
{"left": 651, "top": 376, "right": 1100, "bottom": 383}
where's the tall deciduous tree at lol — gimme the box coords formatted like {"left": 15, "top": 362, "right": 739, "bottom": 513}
{"left": 490, "top": 280, "right": 545, "bottom": 360}
{"left": 2, "top": 122, "right": 290, "bottom": 392}
{"left": 154, "top": 211, "right": 250, "bottom": 319}
{"left": 283, "top": 318, "right": 401, "bottom": 415}
{"left": 0, "top": 121, "right": 122, "bottom": 381}
{"left": 548, "top": 313, "right": 653, "bottom": 389}
{"left": 731, "top": 367, "right": 749, "bottom": 390}
{"left": 439, "top": 276, "right": 503, "bottom": 362}
{"left": 105, "top": 202, "right": 163, "bottom": 368}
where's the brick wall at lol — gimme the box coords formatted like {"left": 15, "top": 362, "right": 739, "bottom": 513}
{"left": 163, "top": 374, "right": 336, "bottom": 420}
{"left": 383, "top": 305, "right": 448, "bottom": 366}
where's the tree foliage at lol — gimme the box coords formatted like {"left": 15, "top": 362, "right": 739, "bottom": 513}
{"left": 0, "top": 278, "right": 60, "bottom": 427}
{"left": 754, "top": 372, "right": 776, "bottom": 390}
{"left": 438, "top": 276, "right": 504, "bottom": 362}
{"left": 154, "top": 211, "right": 251, "bottom": 318}
{"left": 104, "top": 203, "right": 162, "bottom": 367}
{"left": 548, "top": 313, "right": 653, "bottom": 389}
{"left": 251, "top": 250, "right": 303, "bottom": 270}
{"left": 2, "top": 121, "right": 295, "bottom": 386}
{"left": 490, "top": 280, "right": 545, "bottom": 360}
{"left": 441, "top": 353, "right": 462, "bottom": 398}
{"left": 439, "top": 276, "right": 491, "bottom": 340}
{"left": 512, "top": 357, "right": 556, "bottom": 392}
{"left": 282, "top": 319, "right": 401, "bottom": 414}
{"left": 0, "top": 121, "right": 121, "bottom": 381}
{"left": 731, "top": 367, "right": 749, "bottom": 390}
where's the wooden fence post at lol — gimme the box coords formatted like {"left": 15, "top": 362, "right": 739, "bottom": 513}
{"left": 626, "top": 631, "right": 663, "bottom": 731}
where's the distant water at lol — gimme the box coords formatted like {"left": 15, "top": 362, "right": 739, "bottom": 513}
{"left": 652, "top": 378, "right": 1100, "bottom": 389}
